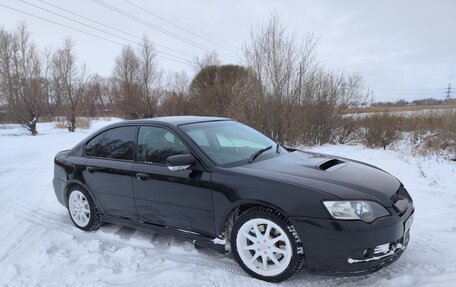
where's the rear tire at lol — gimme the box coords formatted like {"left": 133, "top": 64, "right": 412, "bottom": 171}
{"left": 67, "top": 186, "right": 102, "bottom": 231}
{"left": 231, "top": 207, "right": 304, "bottom": 282}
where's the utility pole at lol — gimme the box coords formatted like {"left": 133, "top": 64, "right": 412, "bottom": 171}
{"left": 446, "top": 83, "right": 452, "bottom": 99}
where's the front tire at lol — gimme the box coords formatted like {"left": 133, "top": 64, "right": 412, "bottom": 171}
{"left": 231, "top": 207, "right": 304, "bottom": 282}
{"left": 67, "top": 186, "right": 101, "bottom": 231}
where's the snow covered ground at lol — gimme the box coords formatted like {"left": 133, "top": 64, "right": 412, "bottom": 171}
{"left": 0, "top": 120, "right": 455, "bottom": 287}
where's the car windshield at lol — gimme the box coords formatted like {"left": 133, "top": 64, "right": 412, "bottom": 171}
{"left": 180, "top": 120, "right": 282, "bottom": 166}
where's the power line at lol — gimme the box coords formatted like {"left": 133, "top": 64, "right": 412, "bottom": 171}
{"left": 138, "top": 0, "right": 236, "bottom": 50}
{"left": 36, "top": 0, "right": 196, "bottom": 59}
{"left": 101, "top": 0, "right": 240, "bottom": 63}
{"left": 19, "top": 0, "right": 195, "bottom": 65}
{"left": 0, "top": 3, "right": 195, "bottom": 67}
{"left": 0, "top": 4, "right": 122, "bottom": 45}
{"left": 93, "top": 0, "right": 240, "bottom": 63}
{"left": 124, "top": 0, "right": 238, "bottom": 56}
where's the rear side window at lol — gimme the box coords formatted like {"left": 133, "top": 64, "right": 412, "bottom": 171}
{"left": 85, "top": 132, "right": 106, "bottom": 157}
{"left": 137, "top": 126, "right": 189, "bottom": 164}
{"left": 85, "top": 126, "right": 136, "bottom": 160}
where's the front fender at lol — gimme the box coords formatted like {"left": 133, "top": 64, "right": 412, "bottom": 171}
{"left": 211, "top": 169, "right": 337, "bottom": 236}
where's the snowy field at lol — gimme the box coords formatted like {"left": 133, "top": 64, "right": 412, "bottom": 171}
{"left": 1, "top": 120, "right": 455, "bottom": 287}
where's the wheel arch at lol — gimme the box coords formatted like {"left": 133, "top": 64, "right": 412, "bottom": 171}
{"left": 64, "top": 179, "right": 101, "bottom": 212}
{"left": 217, "top": 200, "right": 292, "bottom": 244}
{"left": 224, "top": 201, "right": 306, "bottom": 281}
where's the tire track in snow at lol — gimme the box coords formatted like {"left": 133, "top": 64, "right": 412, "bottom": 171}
{"left": 2, "top": 200, "right": 247, "bottom": 277}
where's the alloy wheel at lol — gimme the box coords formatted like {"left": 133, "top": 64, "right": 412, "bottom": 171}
{"left": 68, "top": 190, "right": 91, "bottom": 227}
{"left": 236, "top": 218, "right": 292, "bottom": 277}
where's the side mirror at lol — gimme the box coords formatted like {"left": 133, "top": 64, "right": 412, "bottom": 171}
{"left": 166, "top": 154, "right": 195, "bottom": 171}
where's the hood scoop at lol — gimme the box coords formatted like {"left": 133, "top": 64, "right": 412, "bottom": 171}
{"left": 318, "top": 159, "right": 346, "bottom": 171}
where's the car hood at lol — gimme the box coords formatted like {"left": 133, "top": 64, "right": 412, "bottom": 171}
{"left": 232, "top": 150, "right": 400, "bottom": 207}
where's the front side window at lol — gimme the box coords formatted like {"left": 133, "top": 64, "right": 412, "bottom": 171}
{"left": 137, "top": 126, "right": 189, "bottom": 164}
{"left": 85, "top": 126, "right": 136, "bottom": 160}
{"left": 180, "top": 121, "right": 279, "bottom": 166}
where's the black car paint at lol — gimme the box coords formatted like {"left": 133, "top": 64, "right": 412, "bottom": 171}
{"left": 53, "top": 116, "right": 414, "bottom": 275}
{"left": 132, "top": 161, "right": 214, "bottom": 234}
{"left": 83, "top": 157, "right": 136, "bottom": 219}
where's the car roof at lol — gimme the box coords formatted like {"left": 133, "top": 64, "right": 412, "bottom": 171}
{"left": 114, "top": 116, "right": 230, "bottom": 127}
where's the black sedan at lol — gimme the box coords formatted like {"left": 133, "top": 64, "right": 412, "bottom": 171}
{"left": 53, "top": 116, "right": 414, "bottom": 282}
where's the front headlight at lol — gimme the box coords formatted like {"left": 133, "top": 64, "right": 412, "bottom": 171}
{"left": 323, "top": 201, "right": 389, "bottom": 223}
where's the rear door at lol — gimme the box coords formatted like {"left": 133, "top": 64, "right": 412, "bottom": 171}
{"left": 132, "top": 125, "right": 214, "bottom": 236}
{"left": 83, "top": 126, "right": 137, "bottom": 219}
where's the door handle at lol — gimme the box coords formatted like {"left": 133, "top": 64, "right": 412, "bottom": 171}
{"left": 86, "top": 166, "right": 99, "bottom": 173}
{"left": 136, "top": 173, "right": 149, "bottom": 180}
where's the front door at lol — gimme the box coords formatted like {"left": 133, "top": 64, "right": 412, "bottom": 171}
{"left": 132, "top": 125, "right": 214, "bottom": 236}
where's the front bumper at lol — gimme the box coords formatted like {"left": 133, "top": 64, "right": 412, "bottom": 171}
{"left": 291, "top": 197, "right": 414, "bottom": 275}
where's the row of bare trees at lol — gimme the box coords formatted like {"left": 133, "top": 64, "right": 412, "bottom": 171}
{"left": 0, "top": 24, "right": 46, "bottom": 134}
{"left": 0, "top": 24, "right": 88, "bottom": 133}
{"left": 1, "top": 17, "right": 369, "bottom": 147}
{"left": 0, "top": 24, "right": 163, "bottom": 132}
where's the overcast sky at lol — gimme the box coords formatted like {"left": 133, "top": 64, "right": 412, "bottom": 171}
{"left": 1, "top": 0, "right": 455, "bottom": 102}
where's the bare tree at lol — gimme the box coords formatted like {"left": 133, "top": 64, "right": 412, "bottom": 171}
{"left": 243, "top": 14, "right": 368, "bottom": 145}
{"left": 137, "top": 37, "right": 162, "bottom": 118}
{"left": 81, "top": 74, "right": 106, "bottom": 118}
{"left": 193, "top": 51, "right": 220, "bottom": 72}
{"left": 0, "top": 23, "right": 47, "bottom": 135}
{"left": 112, "top": 45, "right": 143, "bottom": 119}
{"left": 160, "top": 71, "right": 189, "bottom": 116}
{"left": 243, "top": 14, "right": 320, "bottom": 143}
{"left": 334, "top": 73, "right": 369, "bottom": 144}
{"left": 42, "top": 46, "right": 54, "bottom": 121}
{"left": 52, "top": 38, "right": 87, "bottom": 132}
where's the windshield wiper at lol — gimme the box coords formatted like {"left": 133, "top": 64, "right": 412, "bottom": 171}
{"left": 248, "top": 145, "right": 272, "bottom": 163}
